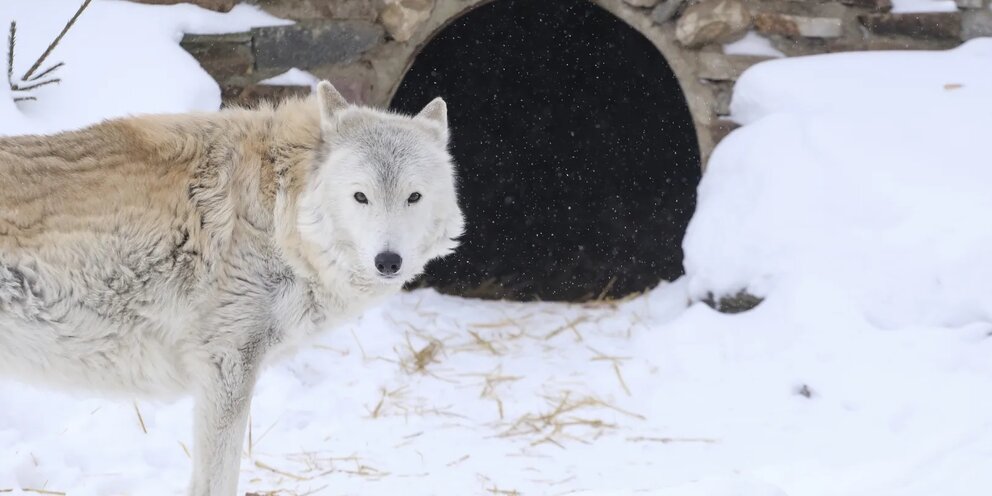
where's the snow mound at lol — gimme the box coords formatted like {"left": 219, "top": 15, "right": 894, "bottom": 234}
{"left": 0, "top": 0, "right": 290, "bottom": 136}
{"left": 685, "top": 39, "right": 992, "bottom": 328}
{"left": 730, "top": 39, "right": 992, "bottom": 125}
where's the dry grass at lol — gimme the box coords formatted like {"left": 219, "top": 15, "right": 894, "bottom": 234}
{"left": 236, "top": 290, "right": 676, "bottom": 493}
{"left": 132, "top": 401, "right": 148, "bottom": 434}
{"left": 242, "top": 452, "right": 393, "bottom": 495}
{"left": 410, "top": 337, "right": 444, "bottom": 371}
{"left": 544, "top": 316, "right": 590, "bottom": 341}
{"left": 485, "top": 487, "right": 521, "bottom": 496}
{"left": 497, "top": 390, "right": 644, "bottom": 448}
{"left": 587, "top": 347, "right": 633, "bottom": 396}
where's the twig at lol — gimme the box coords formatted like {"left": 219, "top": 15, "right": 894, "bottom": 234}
{"left": 253, "top": 460, "right": 309, "bottom": 481}
{"left": 6, "top": 22, "right": 14, "bottom": 91}
{"left": 27, "top": 62, "right": 63, "bottom": 82}
{"left": 133, "top": 401, "right": 148, "bottom": 434}
{"left": 12, "top": 78, "right": 60, "bottom": 92}
{"left": 613, "top": 362, "right": 631, "bottom": 396}
{"left": 596, "top": 275, "right": 618, "bottom": 301}
{"left": 22, "top": 0, "right": 92, "bottom": 81}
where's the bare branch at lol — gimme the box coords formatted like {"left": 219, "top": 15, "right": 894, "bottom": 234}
{"left": 27, "top": 61, "right": 63, "bottom": 82}
{"left": 12, "top": 78, "right": 60, "bottom": 92}
{"left": 21, "top": 0, "right": 91, "bottom": 82}
{"left": 6, "top": 22, "right": 15, "bottom": 91}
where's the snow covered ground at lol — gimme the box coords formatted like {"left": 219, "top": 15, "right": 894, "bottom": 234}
{"left": 2, "top": 1, "right": 992, "bottom": 495}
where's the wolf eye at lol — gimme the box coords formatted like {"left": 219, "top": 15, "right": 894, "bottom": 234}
{"left": 354, "top": 192, "right": 368, "bottom": 204}
{"left": 407, "top": 192, "right": 422, "bottom": 204}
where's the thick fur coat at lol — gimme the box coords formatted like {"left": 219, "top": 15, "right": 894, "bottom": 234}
{"left": 0, "top": 82, "right": 463, "bottom": 495}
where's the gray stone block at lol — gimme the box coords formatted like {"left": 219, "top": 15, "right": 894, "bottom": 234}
{"left": 651, "top": 0, "right": 685, "bottom": 24}
{"left": 755, "top": 13, "right": 844, "bottom": 38}
{"left": 252, "top": 21, "right": 383, "bottom": 71}
{"left": 840, "top": 0, "right": 894, "bottom": 12}
{"left": 963, "top": 9, "right": 992, "bottom": 39}
{"left": 180, "top": 33, "right": 254, "bottom": 81}
{"left": 697, "top": 53, "right": 773, "bottom": 81}
{"left": 858, "top": 12, "right": 962, "bottom": 40}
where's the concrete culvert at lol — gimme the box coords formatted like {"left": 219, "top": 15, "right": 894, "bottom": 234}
{"left": 393, "top": 0, "right": 702, "bottom": 302}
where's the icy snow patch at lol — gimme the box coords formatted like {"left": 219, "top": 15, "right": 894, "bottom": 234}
{"left": 724, "top": 31, "right": 785, "bottom": 58}
{"left": 891, "top": 0, "right": 958, "bottom": 12}
{"left": 259, "top": 68, "right": 321, "bottom": 87}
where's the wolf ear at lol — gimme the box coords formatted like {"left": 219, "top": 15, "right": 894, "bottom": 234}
{"left": 416, "top": 97, "right": 448, "bottom": 142}
{"left": 417, "top": 97, "right": 447, "bottom": 126}
{"left": 316, "top": 81, "right": 348, "bottom": 123}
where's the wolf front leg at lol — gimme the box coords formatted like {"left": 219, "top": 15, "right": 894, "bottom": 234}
{"left": 188, "top": 346, "right": 260, "bottom": 496}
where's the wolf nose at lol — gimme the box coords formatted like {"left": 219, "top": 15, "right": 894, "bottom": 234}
{"left": 375, "top": 251, "right": 403, "bottom": 276}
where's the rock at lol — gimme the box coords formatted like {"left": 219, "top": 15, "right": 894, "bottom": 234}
{"left": 956, "top": 0, "right": 983, "bottom": 9}
{"left": 128, "top": 0, "right": 234, "bottom": 12}
{"left": 675, "top": 0, "right": 751, "bottom": 48}
{"left": 319, "top": 72, "right": 373, "bottom": 105}
{"left": 651, "top": 0, "right": 685, "bottom": 24}
{"left": 711, "top": 83, "right": 733, "bottom": 115}
{"left": 710, "top": 119, "right": 740, "bottom": 144}
{"left": 839, "top": 0, "right": 893, "bottom": 12}
{"left": 963, "top": 9, "right": 992, "bottom": 39}
{"left": 623, "top": 0, "right": 662, "bottom": 7}
{"left": 252, "top": 21, "right": 383, "bottom": 71}
{"left": 221, "top": 84, "right": 310, "bottom": 108}
{"left": 250, "top": 0, "right": 377, "bottom": 21}
{"left": 379, "top": 0, "right": 435, "bottom": 43}
{"left": 697, "top": 53, "right": 771, "bottom": 81}
{"left": 858, "top": 12, "right": 962, "bottom": 39}
{"left": 832, "top": 36, "right": 957, "bottom": 52}
{"left": 179, "top": 33, "right": 254, "bottom": 80}
{"left": 754, "top": 13, "right": 844, "bottom": 38}
{"left": 701, "top": 290, "right": 763, "bottom": 314}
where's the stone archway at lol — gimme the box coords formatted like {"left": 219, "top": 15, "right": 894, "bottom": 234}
{"left": 376, "top": 0, "right": 713, "bottom": 165}
{"left": 391, "top": 0, "right": 701, "bottom": 301}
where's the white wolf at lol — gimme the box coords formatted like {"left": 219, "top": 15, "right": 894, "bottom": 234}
{"left": 0, "top": 81, "right": 464, "bottom": 495}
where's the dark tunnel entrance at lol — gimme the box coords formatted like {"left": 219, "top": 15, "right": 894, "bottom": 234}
{"left": 393, "top": 0, "right": 701, "bottom": 302}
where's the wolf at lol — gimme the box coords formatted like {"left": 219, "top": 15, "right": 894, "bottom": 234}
{"left": 0, "top": 81, "right": 464, "bottom": 495}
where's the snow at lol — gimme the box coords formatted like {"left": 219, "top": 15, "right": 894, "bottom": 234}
{"left": 3, "top": 3, "right": 992, "bottom": 495}
{"left": 891, "top": 0, "right": 958, "bottom": 12}
{"left": 724, "top": 31, "right": 785, "bottom": 58}
{"left": 0, "top": 0, "right": 290, "bottom": 136}
{"left": 259, "top": 68, "right": 321, "bottom": 87}
{"left": 697, "top": 39, "right": 992, "bottom": 330}
{"left": 729, "top": 39, "right": 992, "bottom": 126}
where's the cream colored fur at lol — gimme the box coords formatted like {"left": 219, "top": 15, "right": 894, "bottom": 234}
{"left": 0, "top": 82, "right": 463, "bottom": 495}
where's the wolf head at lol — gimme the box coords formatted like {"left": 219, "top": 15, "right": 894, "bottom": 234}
{"left": 296, "top": 82, "right": 464, "bottom": 289}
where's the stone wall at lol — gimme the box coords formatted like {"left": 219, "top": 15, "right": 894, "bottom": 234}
{"left": 154, "top": 0, "right": 992, "bottom": 168}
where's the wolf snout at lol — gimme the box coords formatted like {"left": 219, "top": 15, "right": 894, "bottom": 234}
{"left": 374, "top": 251, "right": 403, "bottom": 276}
